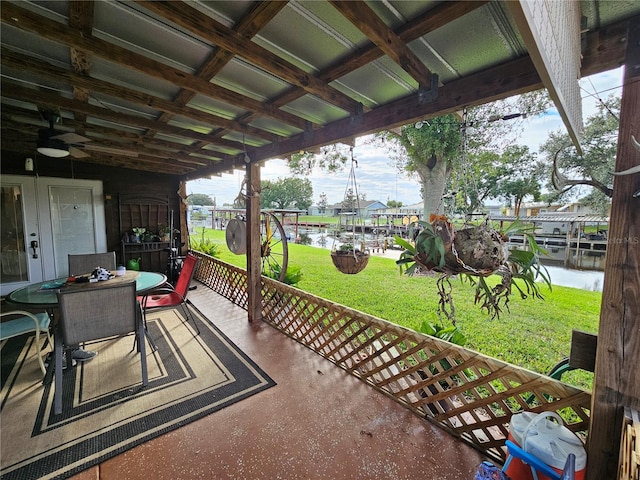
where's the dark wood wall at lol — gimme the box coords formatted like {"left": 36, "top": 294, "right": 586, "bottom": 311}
{"left": 1, "top": 152, "right": 183, "bottom": 273}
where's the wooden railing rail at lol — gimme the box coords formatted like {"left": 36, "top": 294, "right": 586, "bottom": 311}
{"left": 192, "top": 252, "right": 592, "bottom": 463}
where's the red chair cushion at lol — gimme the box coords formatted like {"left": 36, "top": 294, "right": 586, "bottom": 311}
{"left": 138, "top": 292, "right": 183, "bottom": 309}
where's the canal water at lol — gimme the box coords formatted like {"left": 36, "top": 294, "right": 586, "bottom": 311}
{"left": 289, "top": 227, "right": 605, "bottom": 292}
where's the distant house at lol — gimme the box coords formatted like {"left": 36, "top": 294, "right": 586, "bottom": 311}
{"left": 503, "top": 200, "right": 609, "bottom": 217}
{"left": 358, "top": 200, "right": 387, "bottom": 217}
{"left": 484, "top": 203, "right": 504, "bottom": 217}
{"left": 307, "top": 205, "right": 321, "bottom": 216}
{"left": 322, "top": 200, "right": 387, "bottom": 218}
{"left": 373, "top": 202, "right": 424, "bottom": 223}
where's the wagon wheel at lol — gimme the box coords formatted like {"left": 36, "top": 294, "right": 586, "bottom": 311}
{"left": 260, "top": 211, "right": 288, "bottom": 282}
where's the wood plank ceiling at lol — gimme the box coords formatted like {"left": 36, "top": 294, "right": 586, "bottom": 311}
{"left": 1, "top": 1, "right": 638, "bottom": 179}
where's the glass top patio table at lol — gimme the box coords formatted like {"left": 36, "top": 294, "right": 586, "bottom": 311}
{"left": 6, "top": 271, "right": 167, "bottom": 308}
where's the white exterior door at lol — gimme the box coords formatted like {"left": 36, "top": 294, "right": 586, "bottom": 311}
{"left": 0, "top": 175, "right": 106, "bottom": 296}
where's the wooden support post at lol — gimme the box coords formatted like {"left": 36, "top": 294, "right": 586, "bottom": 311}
{"left": 245, "top": 162, "right": 262, "bottom": 323}
{"left": 178, "top": 181, "right": 188, "bottom": 249}
{"left": 587, "top": 17, "right": 640, "bottom": 479}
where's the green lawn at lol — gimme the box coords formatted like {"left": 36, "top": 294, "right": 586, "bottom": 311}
{"left": 195, "top": 227, "right": 600, "bottom": 390}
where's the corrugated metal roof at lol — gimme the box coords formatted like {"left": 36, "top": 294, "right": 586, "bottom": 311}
{"left": 1, "top": 1, "right": 639, "bottom": 178}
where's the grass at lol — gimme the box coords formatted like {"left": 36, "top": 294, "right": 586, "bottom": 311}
{"left": 195, "top": 227, "right": 600, "bottom": 390}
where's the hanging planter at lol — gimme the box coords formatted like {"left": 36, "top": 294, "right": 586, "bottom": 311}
{"left": 330, "top": 146, "right": 370, "bottom": 275}
{"left": 396, "top": 215, "right": 551, "bottom": 321}
{"left": 330, "top": 244, "right": 370, "bottom": 274}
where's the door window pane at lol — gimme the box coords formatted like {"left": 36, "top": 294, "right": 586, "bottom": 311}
{"left": 0, "top": 185, "right": 28, "bottom": 283}
{"left": 49, "top": 186, "right": 97, "bottom": 276}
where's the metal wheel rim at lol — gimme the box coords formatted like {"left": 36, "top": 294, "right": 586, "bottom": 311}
{"left": 260, "top": 211, "right": 288, "bottom": 282}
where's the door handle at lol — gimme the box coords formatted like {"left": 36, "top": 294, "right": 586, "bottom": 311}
{"left": 30, "top": 240, "right": 39, "bottom": 259}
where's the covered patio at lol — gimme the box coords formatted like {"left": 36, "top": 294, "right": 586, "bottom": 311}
{"left": 69, "top": 280, "right": 487, "bottom": 479}
{"left": 1, "top": 2, "right": 639, "bottom": 478}
{"left": 64, "top": 251, "right": 592, "bottom": 479}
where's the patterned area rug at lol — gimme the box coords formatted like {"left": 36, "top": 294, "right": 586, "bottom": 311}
{"left": 0, "top": 305, "right": 275, "bottom": 480}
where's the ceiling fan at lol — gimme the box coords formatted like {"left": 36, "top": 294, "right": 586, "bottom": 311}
{"left": 37, "top": 111, "right": 92, "bottom": 158}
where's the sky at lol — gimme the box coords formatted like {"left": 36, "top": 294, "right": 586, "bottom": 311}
{"left": 187, "top": 67, "right": 624, "bottom": 207}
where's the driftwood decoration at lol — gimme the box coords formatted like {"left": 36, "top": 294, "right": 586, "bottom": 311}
{"left": 553, "top": 135, "right": 640, "bottom": 198}
{"left": 611, "top": 135, "right": 640, "bottom": 198}
{"left": 551, "top": 147, "right": 613, "bottom": 197}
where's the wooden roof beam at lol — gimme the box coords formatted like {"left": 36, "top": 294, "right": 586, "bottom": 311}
{"left": 151, "top": 1, "right": 288, "bottom": 139}
{"left": 68, "top": 0, "right": 94, "bottom": 126}
{"left": 158, "top": 1, "right": 288, "bottom": 117}
{"left": 1, "top": 81, "right": 249, "bottom": 153}
{"left": 243, "top": 1, "right": 487, "bottom": 122}
{"left": 329, "top": 0, "right": 434, "bottom": 88}
{"left": 0, "top": 48, "right": 278, "bottom": 143}
{"left": 0, "top": 105, "right": 230, "bottom": 164}
{"left": 1, "top": 2, "right": 308, "bottom": 130}
{"left": 138, "top": 1, "right": 365, "bottom": 116}
{"left": 1, "top": 124, "right": 218, "bottom": 168}
{"left": 225, "top": 16, "right": 632, "bottom": 173}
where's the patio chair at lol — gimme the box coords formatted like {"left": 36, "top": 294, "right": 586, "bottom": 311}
{"left": 54, "top": 281, "right": 147, "bottom": 415}
{"left": 0, "top": 310, "right": 53, "bottom": 375}
{"left": 68, "top": 251, "right": 117, "bottom": 276}
{"left": 138, "top": 252, "right": 200, "bottom": 345}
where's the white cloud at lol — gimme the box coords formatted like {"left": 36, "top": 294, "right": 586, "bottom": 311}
{"left": 188, "top": 68, "right": 624, "bottom": 207}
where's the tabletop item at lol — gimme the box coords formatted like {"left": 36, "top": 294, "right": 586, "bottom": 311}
{"left": 40, "top": 280, "right": 66, "bottom": 290}
{"left": 91, "top": 267, "right": 114, "bottom": 281}
{"left": 116, "top": 265, "right": 126, "bottom": 276}
{"left": 127, "top": 258, "right": 141, "bottom": 271}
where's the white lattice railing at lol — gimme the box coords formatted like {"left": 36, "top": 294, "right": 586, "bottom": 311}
{"left": 192, "top": 252, "right": 591, "bottom": 463}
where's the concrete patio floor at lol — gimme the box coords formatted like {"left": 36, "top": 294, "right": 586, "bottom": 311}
{"left": 71, "top": 282, "right": 489, "bottom": 479}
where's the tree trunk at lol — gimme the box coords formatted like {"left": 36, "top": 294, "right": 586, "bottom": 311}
{"left": 416, "top": 155, "right": 448, "bottom": 219}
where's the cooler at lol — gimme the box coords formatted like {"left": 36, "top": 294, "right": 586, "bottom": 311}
{"left": 505, "top": 411, "right": 586, "bottom": 480}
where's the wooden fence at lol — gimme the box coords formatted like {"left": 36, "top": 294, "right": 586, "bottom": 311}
{"left": 192, "top": 252, "right": 592, "bottom": 463}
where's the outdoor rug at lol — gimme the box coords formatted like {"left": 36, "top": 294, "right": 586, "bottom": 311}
{"left": 0, "top": 305, "right": 275, "bottom": 480}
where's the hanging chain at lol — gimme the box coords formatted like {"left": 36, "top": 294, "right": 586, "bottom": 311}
{"left": 459, "top": 108, "right": 482, "bottom": 226}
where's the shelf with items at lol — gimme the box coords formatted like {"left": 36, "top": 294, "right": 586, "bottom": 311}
{"left": 118, "top": 193, "right": 171, "bottom": 272}
{"left": 121, "top": 241, "right": 170, "bottom": 273}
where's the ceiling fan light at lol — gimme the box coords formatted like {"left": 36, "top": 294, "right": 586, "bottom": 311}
{"left": 37, "top": 138, "right": 69, "bottom": 158}
{"left": 37, "top": 146, "right": 70, "bottom": 158}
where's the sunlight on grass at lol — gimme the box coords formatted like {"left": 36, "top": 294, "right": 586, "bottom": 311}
{"left": 198, "top": 228, "right": 600, "bottom": 390}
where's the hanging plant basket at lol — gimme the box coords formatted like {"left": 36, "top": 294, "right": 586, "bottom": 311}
{"left": 331, "top": 250, "right": 370, "bottom": 274}
{"left": 412, "top": 217, "right": 509, "bottom": 276}
{"left": 396, "top": 215, "right": 551, "bottom": 321}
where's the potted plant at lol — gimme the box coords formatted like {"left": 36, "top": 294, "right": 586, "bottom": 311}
{"left": 396, "top": 215, "right": 550, "bottom": 321}
{"left": 157, "top": 224, "right": 171, "bottom": 242}
{"left": 330, "top": 242, "right": 369, "bottom": 274}
{"left": 130, "top": 227, "right": 145, "bottom": 243}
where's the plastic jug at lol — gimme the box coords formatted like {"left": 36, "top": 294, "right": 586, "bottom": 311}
{"left": 127, "top": 257, "right": 141, "bottom": 271}
{"left": 506, "top": 411, "right": 586, "bottom": 480}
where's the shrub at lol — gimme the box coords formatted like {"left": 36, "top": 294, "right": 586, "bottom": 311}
{"left": 266, "top": 264, "right": 303, "bottom": 285}
{"left": 191, "top": 228, "right": 220, "bottom": 257}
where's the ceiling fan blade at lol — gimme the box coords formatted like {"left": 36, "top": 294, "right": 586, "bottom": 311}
{"left": 52, "top": 132, "right": 92, "bottom": 144}
{"left": 69, "top": 146, "right": 91, "bottom": 158}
